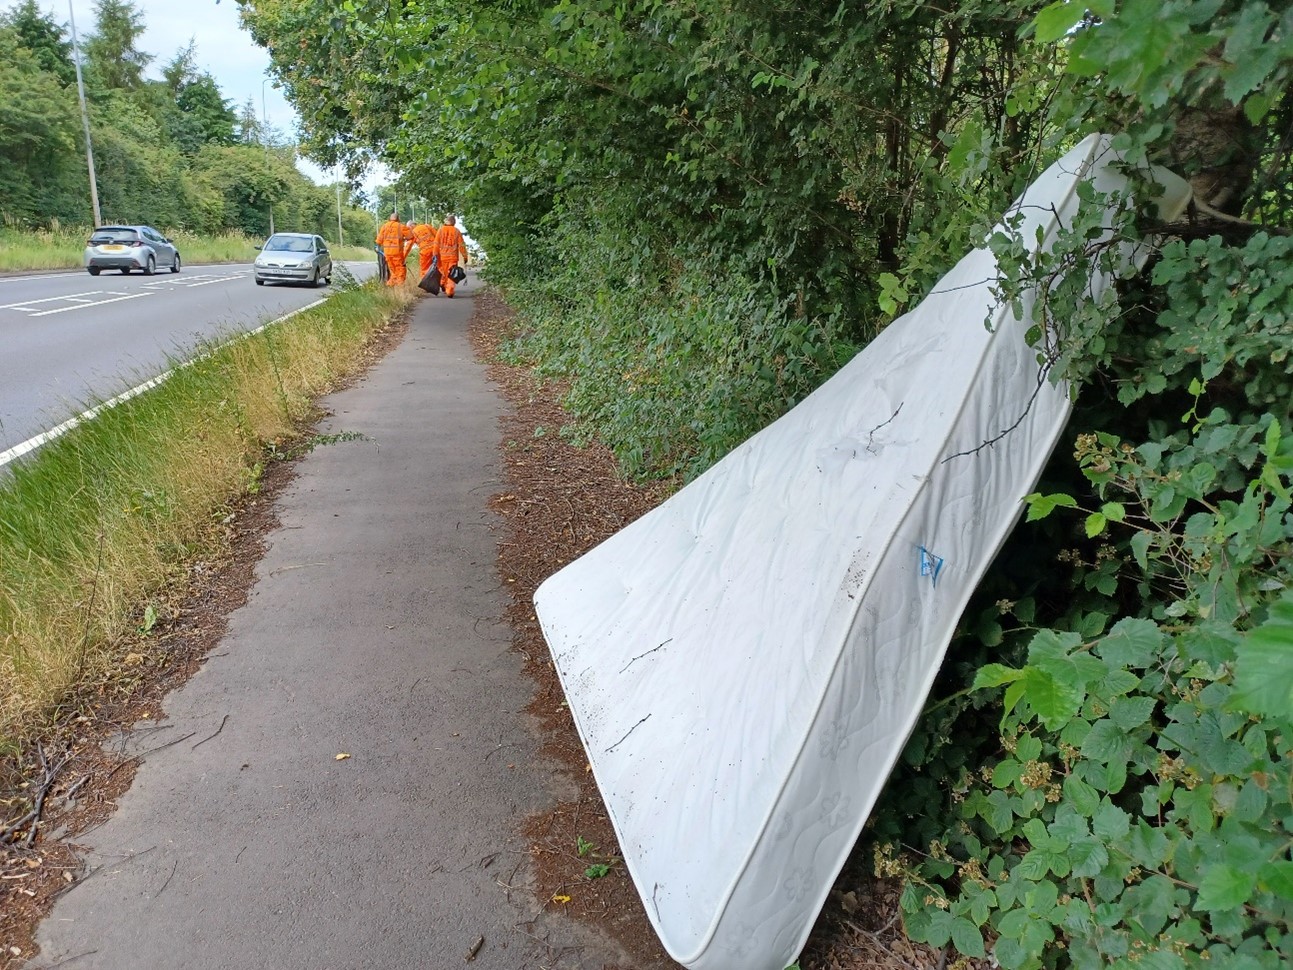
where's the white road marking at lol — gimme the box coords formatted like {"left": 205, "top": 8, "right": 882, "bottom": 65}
{"left": 2, "top": 275, "right": 240, "bottom": 317}
{"left": 175, "top": 275, "right": 244, "bottom": 288}
{"left": 140, "top": 274, "right": 241, "bottom": 289}
{"left": 29, "top": 292, "right": 152, "bottom": 316}
{"left": 0, "top": 291, "right": 108, "bottom": 309}
{"left": 0, "top": 297, "right": 331, "bottom": 468}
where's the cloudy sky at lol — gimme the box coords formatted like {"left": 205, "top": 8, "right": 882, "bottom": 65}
{"left": 53, "top": 0, "right": 386, "bottom": 191}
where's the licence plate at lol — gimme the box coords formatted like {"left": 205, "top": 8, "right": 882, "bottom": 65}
{"left": 103, "top": 245, "right": 125, "bottom": 252}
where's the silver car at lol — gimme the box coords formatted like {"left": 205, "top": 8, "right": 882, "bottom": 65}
{"left": 254, "top": 233, "right": 333, "bottom": 287}
{"left": 84, "top": 225, "right": 181, "bottom": 276}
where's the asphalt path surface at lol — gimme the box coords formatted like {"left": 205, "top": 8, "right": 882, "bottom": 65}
{"left": 28, "top": 281, "right": 638, "bottom": 970}
{"left": 0, "top": 260, "right": 377, "bottom": 456}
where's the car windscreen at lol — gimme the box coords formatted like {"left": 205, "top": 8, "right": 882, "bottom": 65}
{"left": 264, "top": 235, "right": 314, "bottom": 253}
{"left": 90, "top": 228, "right": 139, "bottom": 244}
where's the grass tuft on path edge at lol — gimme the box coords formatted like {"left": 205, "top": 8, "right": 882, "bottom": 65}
{"left": 0, "top": 283, "right": 413, "bottom": 758}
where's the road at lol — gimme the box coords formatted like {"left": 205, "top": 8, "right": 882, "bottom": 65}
{"left": 0, "top": 260, "right": 378, "bottom": 459}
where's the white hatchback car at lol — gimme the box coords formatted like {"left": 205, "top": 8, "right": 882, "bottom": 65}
{"left": 84, "top": 225, "right": 181, "bottom": 276}
{"left": 254, "top": 233, "right": 333, "bottom": 287}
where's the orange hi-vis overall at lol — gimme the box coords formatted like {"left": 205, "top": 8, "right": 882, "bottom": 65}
{"left": 435, "top": 223, "right": 468, "bottom": 297}
{"left": 375, "top": 218, "right": 408, "bottom": 285}
{"left": 411, "top": 223, "right": 438, "bottom": 278}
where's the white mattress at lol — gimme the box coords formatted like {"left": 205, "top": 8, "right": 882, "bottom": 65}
{"left": 533, "top": 135, "right": 1190, "bottom": 969}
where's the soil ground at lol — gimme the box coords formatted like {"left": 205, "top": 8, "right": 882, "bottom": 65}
{"left": 1, "top": 288, "right": 952, "bottom": 970}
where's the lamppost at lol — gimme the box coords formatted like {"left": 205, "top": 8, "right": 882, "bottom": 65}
{"left": 262, "top": 77, "right": 274, "bottom": 235}
{"left": 68, "top": 1, "right": 101, "bottom": 227}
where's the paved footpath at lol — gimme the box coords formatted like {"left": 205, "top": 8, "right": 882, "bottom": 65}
{"left": 31, "top": 283, "right": 635, "bottom": 970}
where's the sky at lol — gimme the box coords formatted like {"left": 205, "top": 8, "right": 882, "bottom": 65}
{"left": 51, "top": 0, "right": 388, "bottom": 193}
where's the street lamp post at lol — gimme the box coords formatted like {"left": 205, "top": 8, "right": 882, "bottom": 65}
{"left": 262, "top": 78, "right": 274, "bottom": 235}
{"left": 68, "top": 1, "right": 101, "bottom": 227}
{"left": 336, "top": 182, "right": 344, "bottom": 247}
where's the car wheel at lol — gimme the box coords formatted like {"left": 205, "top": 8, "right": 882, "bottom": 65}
{"left": 311, "top": 270, "right": 321, "bottom": 288}
{"left": 255, "top": 278, "right": 265, "bottom": 286}
{"left": 87, "top": 267, "right": 101, "bottom": 276}
{"left": 171, "top": 254, "right": 181, "bottom": 274}
{"left": 144, "top": 255, "right": 156, "bottom": 276}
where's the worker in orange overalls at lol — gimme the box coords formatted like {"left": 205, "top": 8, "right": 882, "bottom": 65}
{"left": 435, "top": 214, "right": 469, "bottom": 297}
{"left": 408, "top": 219, "right": 439, "bottom": 282}
{"left": 375, "top": 212, "right": 408, "bottom": 285}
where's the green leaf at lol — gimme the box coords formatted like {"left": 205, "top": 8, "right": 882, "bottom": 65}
{"left": 992, "top": 758, "right": 1024, "bottom": 790}
{"left": 1063, "top": 774, "right": 1101, "bottom": 816}
{"left": 1127, "top": 821, "right": 1171, "bottom": 867}
{"left": 1081, "top": 719, "right": 1134, "bottom": 766}
{"left": 1085, "top": 511, "right": 1107, "bottom": 537}
{"left": 1093, "top": 800, "right": 1131, "bottom": 840}
{"left": 1109, "top": 695, "right": 1157, "bottom": 730}
{"left": 1263, "top": 417, "right": 1282, "bottom": 460}
{"left": 951, "top": 917, "right": 986, "bottom": 958}
{"left": 1133, "top": 952, "right": 1186, "bottom": 970}
{"left": 1130, "top": 531, "right": 1153, "bottom": 571}
{"left": 1068, "top": 838, "right": 1110, "bottom": 878}
{"left": 1195, "top": 864, "right": 1256, "bottom": 912}
{"left": 996, "top": 908, "right": 1031, "bottom": 940}
{"left": 981, "top": 789, "right": 1016, "bottom": 834}
{"left": 1024, "top": 491, "right": 1078, "bottom": 522}
{"left": 1124, "top": 875, "right": 1180, "bottom": 939}
{"left": 992, "top": 936, "right": 1030, "bottom": 970}
{"left": 1015, "top": 733, "right": 1043, "bottom": 763}
{"left": 923, "top": 908, "right": 956, "bottom": 947}
{"left": 1257, "top": 860, "right": 1293, "bottom": 900}
{"left": 1003, "top": 678, "right": 1028, "bottom": 720}
{"left": 1229, "top": 591, "right": 1293, "bottom": 717}
{"left": 1098, "top": 618, "right": 1164, "bottom": 668}
{"left": 1244, "top": 91, "right": 1272, "bottom": 124}
{"left": 973, "top": 663, "right": 1025, "bottom": 690}
{"left": 1022, "top": 667, "right": 1085, "bottom": 730}
{"left": 1033, "top": 1, "right": 1086, "bottom": 43}
{"left": 946, "top": 120, "right": 986, "bottom": 174}
{"left": 1017, "top": 846, "right": 1069, "bottom": 880}
{"left": 1029, "top": 630, "right": 1103, "bottom": 699}
{"left": 969, "top": 886, "right": 998, "bottom": 926}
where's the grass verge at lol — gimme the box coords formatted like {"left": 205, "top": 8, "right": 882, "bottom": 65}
{"left": 0, "top": 226, "right": 378, "bottom": 272}
{"left": 0, "top": 282, "right": 413, "bottom": 758}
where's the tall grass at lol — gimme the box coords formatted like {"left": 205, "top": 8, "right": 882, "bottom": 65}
{"left": 0, "top": 224, "right": 379, "bottom": 272}
{"left": 0, "top": 284, "right": 412, "bottom": 755}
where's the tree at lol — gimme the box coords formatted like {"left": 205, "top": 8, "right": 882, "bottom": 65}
{"left": 176, "top": 74, "right": 237, "bottom": 148}
{"left": 236, "top": 95, "right": 261, "bottom": 144}
{"left": 161, "top": 38, "right": 198, "bottom": 94}
{"left": 0, "top": 25, "right": 84, "bottom": 224}
{"left": 2, "top": 0, "right": 75, "bottom": 86}
{"left": 84, "top": 0, "right": 151, "bottom": 91}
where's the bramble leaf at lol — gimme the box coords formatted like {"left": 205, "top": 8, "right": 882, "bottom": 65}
{"left": 1195, "top": 864, "right": 1255, "bottom": 912}
{"left": 1229, "top": 591, "right": 1293, "bottom": 717}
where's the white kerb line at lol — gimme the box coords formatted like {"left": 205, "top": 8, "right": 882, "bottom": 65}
{"left": 0, "top": 297, "right": 329, "bottom": 469}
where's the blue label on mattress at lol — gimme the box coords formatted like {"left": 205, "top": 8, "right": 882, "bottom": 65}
{"left": 919, "top": 546, "right": 945, "bottom": 588}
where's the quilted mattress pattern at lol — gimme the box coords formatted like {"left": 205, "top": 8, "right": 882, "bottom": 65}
{"left": 533, "top": 135, "right": 1190, "bottom": 969}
